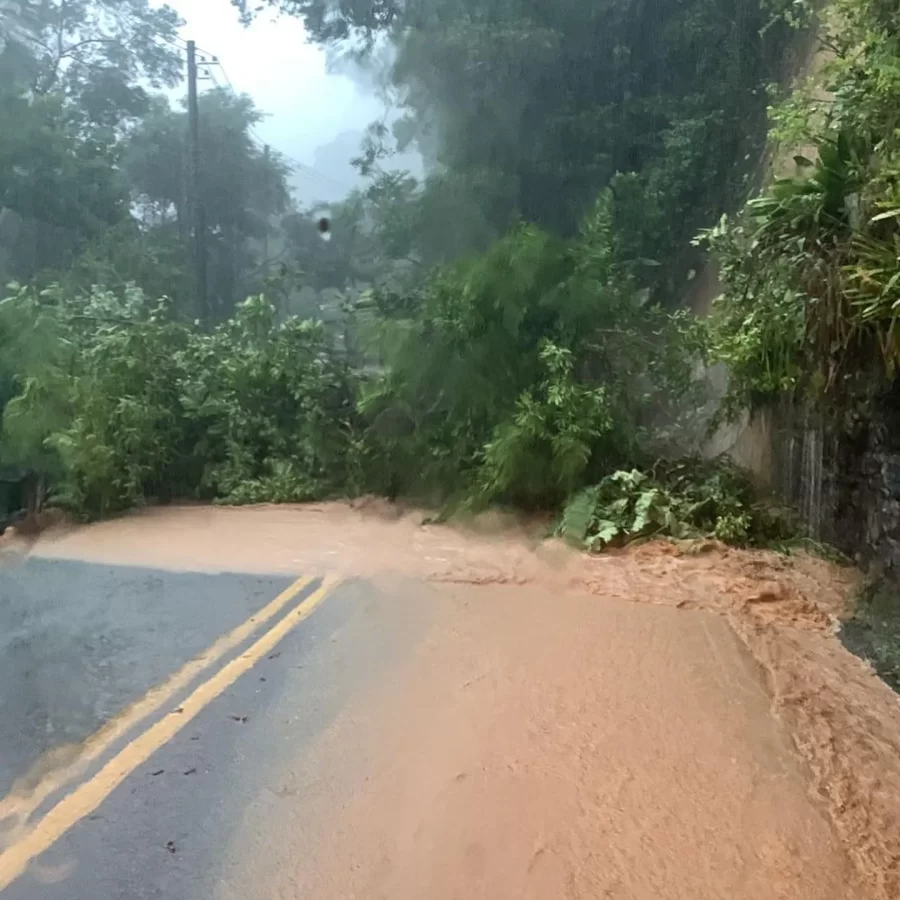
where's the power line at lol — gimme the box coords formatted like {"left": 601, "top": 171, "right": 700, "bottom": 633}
{"left": 211, "top": 56, "right": 236, "bottom": 93}
{"left": 264, "top": 145, "right": 352, "bottom": 192}
{"left": 245, "top": 121, "right": 353, "bottom": 193}
{"left": 163, "top": 31, "right": 355, "bottom": 196}
{"left": 186, "top": 39, "right": 209, "bottom": 320}
{"left": 147, "top": 31, "right": 189, "bottom": 55}
{"left": 294, "top": 162, "right": 350, "bottom": 191}
{"left": 194, "top": 47, "right": 352, "bottom": 191}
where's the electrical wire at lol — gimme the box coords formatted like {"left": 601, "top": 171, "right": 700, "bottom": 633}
{"left": 152, "top": 26, "right": 354, "bottom": 195}
{"left": 210, "top": 56, "right": 236, "bottom": 92}
{"left": 147, "top": 31, "right": 189, "bottom": 53}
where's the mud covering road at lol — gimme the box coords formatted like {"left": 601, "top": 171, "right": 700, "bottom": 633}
{"left": 1, "top": 502, "right": 899, "bottom": 898}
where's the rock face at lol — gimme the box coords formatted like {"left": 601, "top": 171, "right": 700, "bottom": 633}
{"left": 754, "top": 398, "right": 900, "bottom": 579}
{"left": 859, "top": 450, "right": 900, "bottom": 575}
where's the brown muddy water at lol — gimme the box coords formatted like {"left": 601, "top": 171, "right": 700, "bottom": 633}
{"left": 13, "top": 501, "right": 900, "bottom": 898}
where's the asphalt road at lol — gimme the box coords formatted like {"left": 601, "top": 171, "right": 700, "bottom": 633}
{"left": 0, "top": 546, "right": 870, "bottom": 899}
{"left": 0, "top": 557, "right": 428, "bottom": 899}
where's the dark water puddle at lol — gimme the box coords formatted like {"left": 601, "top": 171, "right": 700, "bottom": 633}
{"left": 840, "top": 582, "right": 900, "bottom": 692}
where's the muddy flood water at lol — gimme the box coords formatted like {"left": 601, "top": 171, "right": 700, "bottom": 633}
{"left": 14, "top": 501, "right": 900, "bottom": 898}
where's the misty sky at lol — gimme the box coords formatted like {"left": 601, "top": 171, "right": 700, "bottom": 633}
{"left": 167, "top": 0, "right": 385, "bottom": 202}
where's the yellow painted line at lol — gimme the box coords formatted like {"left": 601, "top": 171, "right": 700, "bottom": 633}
{"left": 0, "top": 574, "right": 315, "bottom": 834}
{"left": 0, "top": 575, "right": 340, "bottom": 891}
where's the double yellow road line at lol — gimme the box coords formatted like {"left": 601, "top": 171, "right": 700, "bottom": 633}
{"left": 0, "top": 573, "right": 340, "bottom": 891}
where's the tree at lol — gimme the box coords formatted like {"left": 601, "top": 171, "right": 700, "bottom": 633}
{"left": 263, "top": 0, "right": 793, "bottom": 303}
{"left": 232, "top": 0, "right": 399, "bottom": 44}
{"left": 27, "top": 0, "right": 183, "bottom": 126}
{"left": 0, "top": 1, "right": 41, "bottom": 58}
{"left": 0, "top": 87, "right": 130, "bottom": 279}
{"left": 0, "top": 0, "right": 185, "bottom": 283}
{"left": 123, "top": 89, "right": 292, "bottom": 317}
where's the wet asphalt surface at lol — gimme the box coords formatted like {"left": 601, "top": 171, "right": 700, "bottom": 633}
{"left": 0, "top": 560, "right": 294, "bottom": 797}
{"left": 0, "top": 557, "right": 427, "bottom": 898}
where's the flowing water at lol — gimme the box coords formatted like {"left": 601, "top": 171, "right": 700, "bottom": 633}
{"left": 11, "top": 502, "right": 900, "bottom": 896}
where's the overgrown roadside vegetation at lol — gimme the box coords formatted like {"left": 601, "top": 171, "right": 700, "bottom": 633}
{"left": 3, "top": 0, "right": 900, "bottom": 574}
{"left": 0, "top": 0, "right": 801, "bottom": 537}
{"left": 0, "top": 208, "right": 713, "bottom": 524}
{"left": 702, "top": 0, "right": 900, "bottom": 428}
{"left": 699, "top": 0, "right": 900, "bottom": 677}
{"left": 559, "top": 459, "right": 796, "bottom": 550}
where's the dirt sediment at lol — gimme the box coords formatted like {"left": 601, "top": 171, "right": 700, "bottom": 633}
{"left": 591, "top": 542, "right": 900, "bottom": 898}
{"left": 26, "top": 501, "right": 900, "bottom": 897}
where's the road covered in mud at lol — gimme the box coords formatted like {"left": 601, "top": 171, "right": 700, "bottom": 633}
{"left": 1, "top": 502, "right": 898, "bottom": 899}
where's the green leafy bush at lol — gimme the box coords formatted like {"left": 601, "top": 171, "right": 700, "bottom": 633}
{"left": 181, "top": 295, "right": 360, "bottom": 504}
{"left": 356, "top": 224, "right": 579, "bottom": 501}
{"left": 559, "top": 457, "right": 794, "bottom": 550}
{"left": 475, "top": 342, "right": 613, "bottom": 508}
{"left": 358, "top": 196, "right": 705, "bottom": 508}
{"left": 1, "top": 284, "right": 193, "bottom": 516}
{"left": 0, "top": 286, "right": 360, "bottom": 518}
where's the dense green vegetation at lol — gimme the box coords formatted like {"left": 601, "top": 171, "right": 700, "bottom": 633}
{"left": 694, "top": 0, "right": 900, "bottom": 676}
{"left": 275, "top": 0, "right": 792, "bottom": 277}
{"left": 270, "top": 0, "right": 796, "bottom": 304}
{"left": 0, "top": 286, "right": 358, "bottom": 515}
{"left": 703, "top": 0, "right": 900, "bottom": 431}
{"left": 5, "top": 0, "right": 898, "bottom": 553}
{"left": 0, "top": 199, "right": 702, "bottom": 519}
{"left": 559, "top": 458, "right": 795, "bottom": 550}
{"left": 0, "top": 0, "right": 289, "bottom": 316}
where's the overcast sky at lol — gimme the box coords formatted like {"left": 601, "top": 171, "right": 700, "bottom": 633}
{"left": 167, "top": 0, "right": 385, "bottom": 201}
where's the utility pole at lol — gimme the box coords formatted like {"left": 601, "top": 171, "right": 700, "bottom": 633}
{"left": 186, "top": 40, "right": 209, "bottom": 321}
{"left": 262, "top": 143, "right": 270, "bottom": 272}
